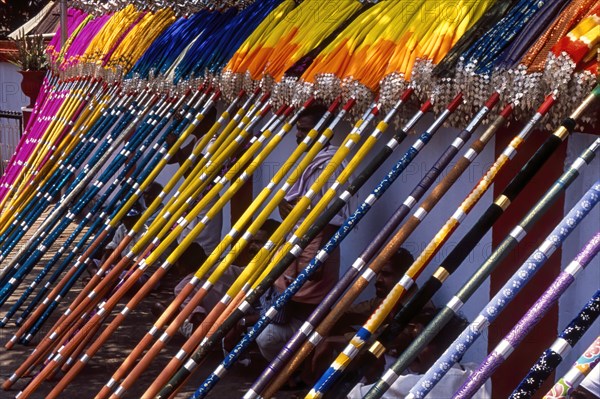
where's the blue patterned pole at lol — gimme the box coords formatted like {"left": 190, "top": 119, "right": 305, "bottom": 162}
{"left": 396, "top": 180, "right": 600, "bottom": 399}
{"left": 509, "top": 292, "right": 600, "bottom": 398}
{"left": 452, "top": 232, "right": 600, "bottom": 398}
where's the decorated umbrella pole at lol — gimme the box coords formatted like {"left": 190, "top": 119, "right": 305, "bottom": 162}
{"left": 452, "top": 231, "right": 600, "bottom": 397}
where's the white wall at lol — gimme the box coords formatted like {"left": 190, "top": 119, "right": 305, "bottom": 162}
{"left": 0, "top": 62, "right": 29, "bottom": 173}
{"left": 0, "top": 62, "right": 28, "bottom": 111}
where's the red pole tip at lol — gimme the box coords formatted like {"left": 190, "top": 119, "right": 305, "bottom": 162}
{"left": 259, "top": 92, "right": 271, "bottom": 103}
{"left": 284, "top": 105, "right": 295, "bottom": 117}
{"left": 237, "top": 89, "right": 246, "bottom": 98}
{"left": 302, "top": 96, "right": 316, "bottom": 109}
{"left": 537, "top": 94, "right": 556, "bottom": 115}
{"left": 261, "top": 105, "right": 273, "bottom": 116}
{"left": 420, "top": 99, "right": 433, "bottom": 113}
{"left": 274, "top": 104, "right": 287, "bottom": 115}
{"left": 343, "top": 98, "right": 356, "bottom": 111}
{"left": 212, "top": 90, "right": 222, "bottom": 100}
{"left": 447, "top": 93, "right": 464, "bottom": 112}
{"left": 500, "top": 103, "right": 513, "bottom": 118}
{"left": 253, "top": 87, "right": 262, "bottom": 96}
{"left": 485, "top": 92, "right": 501, "bottom": 109}
{"left": 327, "top": 96, "right": 342, "bottom": 112}
{"left": 401, "top": 88, "right": 414, "bottom": 102}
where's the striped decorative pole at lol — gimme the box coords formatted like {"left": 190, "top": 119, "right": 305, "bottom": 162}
{"left": 509, "top": 292, "right": 600, "bottom": 398}
{"left": 100, "top": 97, "right": 369, "bottom": 399}
{"left": 26, "top": 88, "right": 217, "bottom": 324}
{"left": 305, "top": 92, "right": 558, "bottom": 399}
{"left": 543, "top": 336, "right": 600, "bottom": 399}
{"left": 393, "top": 181, "right": 600, "bottom": 399}
{"left": 0, "top": 91, "right": 173, "bottom": 306}
{"left": 189, "top": 93, "right": 465, "bottom": 399}
{"left": 0, "top": 79, "right": 107, "bottom": 220}
{"left": 3, "top": 88, "right": 208, "bottom": 345}
{"left": 385, "top": 88, "right": 600, "bottom": 399}
{"left": 0, "top": 90, "right": 156, "bottom": 284}
{"left": 0, "top": 91, "right": 196, "bottom": 324}
{"left": 0, "top": 88, "right": 215, "bottom": 386}
{"left": 0, "top": 86, "right": 135, "bottom": 262}
{"left": 0, "top": 88, "right": 154, "bottom": 268}
{"left": 384, "top": 86, "right": 600, "bottom": 399}
{"left": 452, "top": 232, "right": 600, "bottom": 398}
{"left": 260, "top": 100, "right": 514, "bottom": 399}
{"left": 0, "top": 79, "right": 103, "bottom": 221}
{"left": 12, "top": 96, "right": 286, "bottom": 398}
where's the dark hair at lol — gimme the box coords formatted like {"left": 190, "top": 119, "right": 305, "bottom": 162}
{"left": 145, "top": 182, "right": 163, "bottom": 197}
{"left": 432, "top": 313, "right": 469, "bottom": 353}
{"left": 178, "top": 242, "right": 208, "bottom": 274}
{"left": 261, "top": 218, "right": 281, "bottom": 237}
{"left": 389, "top": 248, "right": 415, "bottom": 275}
{"left": 297, "top": 104, "right": 328, "bottom": 126}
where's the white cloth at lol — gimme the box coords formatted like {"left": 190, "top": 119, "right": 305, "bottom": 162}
{"left": 581, "top": 363, "right": 600, "bottom": 396}
{"left": 256, "top": 317, "right": 304, "bottom": 362}
{"left": 348, "top": 363, "right": 492, "bottom": 399}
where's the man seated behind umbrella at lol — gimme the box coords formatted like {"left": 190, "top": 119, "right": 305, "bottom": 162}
{"left": 87, "top": 203, "right": 149, "bottom": 289}
{"left": 348, "top": 309, "right": 492, "bottom": 399}
{"left": 256, "top": 103, "right": 352, "bottom": 362}
{"left": 161, "top": 219, "right": 282, "bottom": 338}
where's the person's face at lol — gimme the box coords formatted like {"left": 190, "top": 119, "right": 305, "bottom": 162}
{"left": 238, "top": 229, "right": 270, "bottom": 266}
{"left": 248, "top": 230, "right": 269, "bottom": 258}
{"left": 296, "top": 115, "right": 316, "bottom": 145}
{"left": 375, "top": 262, "right": 400, "bottom": 299}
